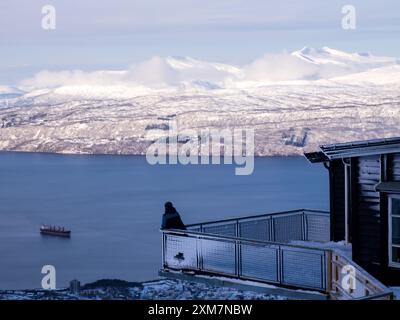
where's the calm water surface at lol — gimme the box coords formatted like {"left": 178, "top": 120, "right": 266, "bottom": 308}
{"left": 0, "top": 152, "right": 328, "bottom": 289}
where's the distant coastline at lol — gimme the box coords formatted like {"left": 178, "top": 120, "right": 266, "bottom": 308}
{"left": 0, "top": 278, "right": 286, "bottom": 300}
{"left": 0, "top": 149, "right": 307, "bottom": 158}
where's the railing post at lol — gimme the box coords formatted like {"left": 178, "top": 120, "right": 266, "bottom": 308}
{"left": 278, "top": 246, "right": 284, "bottom": 286}
{"left": 198, "top": 237, "right": 204, "bottom": 271}
{"left": 235, "top": 240, "right": 240, "bottom": 278}
{"left": 326, "top": 250, "right": 332, "bottom": 294}
{"left": 235, "top": 220, "right": 241, "bottom": 278}
{"left": 196, "top": 237, "right": 200, "bottom": 270}
{"left": 301, "top": 210, "right": 306, "bottom": 241}
{"left": 162, "top": 232, "right": 166, "bottom": 269}
{"left": 272, "top": 217, "right": 276, "bottom": 242}
{"left": 268, "top": 216, "right": 272, "bottom": 241}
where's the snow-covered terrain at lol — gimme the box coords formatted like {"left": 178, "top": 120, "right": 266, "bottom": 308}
{"left": 1, "top": 47, "right": 400, "bottom": 156}
{"left": 0, "top": 279, "right": 288, "bottom": 300}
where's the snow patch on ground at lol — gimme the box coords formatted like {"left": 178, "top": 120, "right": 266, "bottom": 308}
{"left": 137, "top": 279, "right": 288, "bottom": 300}
{"left": 0, "top": 279, "right": 289, "bottom": 300}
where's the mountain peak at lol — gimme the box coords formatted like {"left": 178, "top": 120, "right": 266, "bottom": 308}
{"left": 6, "top": 47, "right": 400, "bottom": 99}
{"left": 294, "top": 46, "right": 351, "bottom": 58}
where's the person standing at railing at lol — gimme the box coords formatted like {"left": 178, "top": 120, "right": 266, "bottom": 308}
{"left": 161, "top": 201, "right": 186, "bottom": 230}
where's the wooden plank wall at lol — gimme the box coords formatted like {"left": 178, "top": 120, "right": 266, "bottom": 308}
{"left": 382, "top": 153, "right": 400, "bottom": 284}
{"left": 388, "top": 153, "right": 400, "bottom": 181}
{"left": 330, "top": 160, "right": 345, "bottom": 241}
{"left": 353, "top": 155, "right": 382, "bottom": 276}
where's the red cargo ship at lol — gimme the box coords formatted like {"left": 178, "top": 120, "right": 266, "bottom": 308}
{"left": 40, "top": 225, "right": 71, "bottom": 238}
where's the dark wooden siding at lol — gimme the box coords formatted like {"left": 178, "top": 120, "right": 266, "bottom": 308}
{"left": 352, "top": 155, "right": 382, "bottom": 277}
{"left": 379, "top": 153, "right": 400, "bottom": 284}
{"left": 388, "top": 153, "right": 400, "bottom": 181}
{"left": 329, "top": 152, "right": 400, "bottom": 284}
{"left": 329, "top": 160, "right": 345, "bottom": 241}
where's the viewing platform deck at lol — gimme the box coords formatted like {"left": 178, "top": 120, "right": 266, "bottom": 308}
{"left": 160, "top": 209, "right": 393, "bottom": 300}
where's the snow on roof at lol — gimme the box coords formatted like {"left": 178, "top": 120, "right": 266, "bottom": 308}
{"left": 305, "top": 137, "right": 400, "bottom": 162}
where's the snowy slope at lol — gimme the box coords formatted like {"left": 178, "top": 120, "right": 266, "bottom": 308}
{"left": 332, "top": 65, "right": 400, "bottom": 85}
{"left": 0, "top": 86, "right": 25, "bottom": 99}
{"left": 1, "top": 47, "right": 400, "bottom": 156}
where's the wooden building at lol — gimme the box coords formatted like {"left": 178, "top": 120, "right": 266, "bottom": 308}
{"left": 305, "top": 137, "right": 400, "bottom": 285}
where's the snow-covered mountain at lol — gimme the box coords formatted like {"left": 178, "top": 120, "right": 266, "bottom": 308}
{"left": 291, "top": 46, "right": 400, "bottom": 84}
{"left": 1, "top": 47, "right": 400, "bottom": 156}
{"left": 0, "top": 86, "right": 25, "bottom": 99}
{"left": 292, "top": 46, "right": 399, "bottom": 68}
{"left": 13, "top": 47, "right": 400, "bottom": 98}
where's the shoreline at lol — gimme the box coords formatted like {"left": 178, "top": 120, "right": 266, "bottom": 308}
{"left": 0, "top": 278, "right": 288, "bottom": 300}
{"left": 0, "top": 149, "right": 305, "bottom": 159}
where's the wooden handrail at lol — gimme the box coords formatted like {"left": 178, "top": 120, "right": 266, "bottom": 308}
{"left": 329, "top": 251, "right": 393, "bottom": 300}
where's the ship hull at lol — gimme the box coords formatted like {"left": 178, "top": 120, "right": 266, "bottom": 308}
{"left": 40, "top": 230, "right": 71, "bottom": 238}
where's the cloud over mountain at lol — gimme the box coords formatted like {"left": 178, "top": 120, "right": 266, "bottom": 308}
{"left": 17, "top": 47, "right": 400, "bottom": 97}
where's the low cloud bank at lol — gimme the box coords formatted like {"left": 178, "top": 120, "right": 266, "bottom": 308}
{"left": 19, "top": 48, "right": 400, "bottom": 91}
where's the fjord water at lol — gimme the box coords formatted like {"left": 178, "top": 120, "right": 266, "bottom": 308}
{"left": 0, "top": 152, "right": 328, "bottom": 289}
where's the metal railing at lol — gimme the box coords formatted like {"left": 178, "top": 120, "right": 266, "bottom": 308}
{"left": 186, "top": 209, "right": 330, "bottom": 243}
{"left": 161, "top": 209, "right": 394, "bottom": 299}
{"left": 162, "top": 229, "right": 329, "bottom": 292}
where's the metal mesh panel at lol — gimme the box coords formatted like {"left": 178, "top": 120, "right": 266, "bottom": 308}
{"left": 305, "top": 213, "right": 330, "bottom": 242}
{"left": 273, "top": 214, "right": 304, "bottom": 243}
{"left": 240, "top": 243, "right": 279, "bottom": 282}
{"left": 201, "top": 238, "right": 236, "bottom": 275}
{"left": 191, "top": 210, "right": 330, "bottom": 244}
{"left": 281, "top": 248, "right": 325, "bottom": 290}
{"left": 202, "top": 223, "right": 237, "bottom": 237}
{"left": 165, "top": 235, "right": 198, "bottom": 270}
{"left": 239, "top": 218, "right": 271, "bottom": 241}
{"left": 187, "top": 226, "right": 201, "bottom": 233}
{"left": 162, "top": 231, "right": 328, "bottom": 292}
{"left": 164, "top": 210, "right": 331, "bottom": 292}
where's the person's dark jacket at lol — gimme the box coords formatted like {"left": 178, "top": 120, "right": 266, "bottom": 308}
{"left": 161, "top": 203, "right": 186, "bottom": 230}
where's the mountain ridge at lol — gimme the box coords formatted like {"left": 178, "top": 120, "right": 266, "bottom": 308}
{"left": 0, "top": 47, "right": 399, "bottom": 157}
{"left": 2, "top": 47, "right": 398, "bottom": 101}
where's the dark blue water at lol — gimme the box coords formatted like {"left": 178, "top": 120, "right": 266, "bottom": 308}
{"left": 0, "top": 152, "right": 328, "bottom": 289}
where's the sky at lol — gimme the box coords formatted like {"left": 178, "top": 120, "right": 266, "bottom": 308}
{"left": 1, "top": 0, "right": 400, "bottom": 84}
